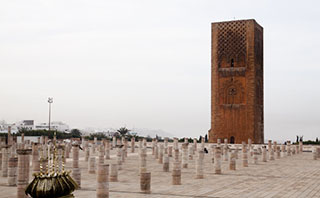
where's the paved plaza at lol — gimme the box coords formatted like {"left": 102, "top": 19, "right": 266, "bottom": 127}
{"left": 0, "top": 143, "right": 319, "bottom": 198}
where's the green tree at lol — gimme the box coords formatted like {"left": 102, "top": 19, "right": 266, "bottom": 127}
{"left": 117, "top": 127, "right": 130, "bottom": 137}
{"left": 70, "top": 129, "right": 82, "bottom": 138}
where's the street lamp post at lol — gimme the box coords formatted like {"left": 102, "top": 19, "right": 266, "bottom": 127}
{"left": 48, "top": 97, "right": 53, "bottom": 131}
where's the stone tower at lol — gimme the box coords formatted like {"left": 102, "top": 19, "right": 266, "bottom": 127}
{"left": 209, "top": 19, "right": 264, "bottom": 144}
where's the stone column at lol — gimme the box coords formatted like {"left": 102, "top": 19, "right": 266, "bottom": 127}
{"left": 88, "top": 157, "right": 96, "bottom": 174}
{"left": 214, "top": 146, "right": 221, "bottom": 174}
{"left": 98, "top": 145, "right": 105, "bottom": 165}
{"left": 281, "top": 144, "right": 286, "bottom": 157}
{"left": 72, "top": 143, "right": 81, "bottom": 187}
{"left": 276, "top": 146, "right": 281, "bottom": 159}
{"left": 173, "top": 138, "right": 178, "bottom": 150}
{"left": 196, "top": 150, "right": 204, "bottom": 179}
{"left": 248, "top": 138, "right": 252, "bottom": 152}
{"left": 109, "top": 163, "right": 118, "bottom": 182}
{"left": 295, "top": 145, "right": 299, "bottom": 154}
{"left": 8, "top": 157, "right": 18, "bottom": 186}
{"left": 253, "top": 148, "right": 258, "bottom": 164}
{"left": 268, "top": 140, "right": 272, "bottom": 153}
{"left": 174, "top": 148, "right": 179, "bottom": 162}
{"left": 313, "top": 147, "right": 317, "bottom": 160}
{"left": 163, "top": 154, "right": 169, "bottom": 172}
{"left": 96, "top": 164, "right": 109, "bottom": 198}
{"left": 85, "top": 147, "right": 90, "bottom": 162}
{"left": 229, "top": 151, "right": 236, "bottom": 170}
{"left": 182, "top": 143, "right": 188, "bottom": 168}
{"left": 168, "top": 146, "right": 173, "bottom": 157}
{"left": 17, "top": 149, "right": 31, "bottom": 198}
{"left": 32, "top": 143, "right": 40, "bottom": 174}
{"left": 224, "top": 140, "right": 228, "bottom": 161}
{"left": 299, "top": 141, "right": 303, "bottom": 152}
{"left": 0, "top": 152, "right": 2, "bottom": 171}
{"left": 124, "top": 139, "right": 128, "bottom": 157}
{"left": 200, "top": 137, "right": 205, "bottom": 151}
{"left": 262, "top": 146, "right": 267, "bottom": 162}
{"left": 116, "top": 147, "right": 122, "bottom": 170}
{"left": 164, "top": 138, "right": 168, "bottom": 154}
{"left": 269, "top": 148, "right": 275, "bottom": 160}
{"left": 140, "top": 172, "right": 151, "bottom": 194}
{"left": 210, "top": 145, "right": 215, "bottom": 163}
{"left": 139, "top": 147, "right": 147, "bottom": 174}
{"left": 193, "top": 138, "right": 197, "bottom": 152}
{"left": 105, "top": 141, "right": 110, "bottom": 160}
{"left": 121, "top": 146, "right": 126, "bottom": 162}
{"left": 172, "top": 161, "right": 181, "bottom": 185}
{"left": 188, "top": 146, "right": 193, "bottom": 160}
{"left": 158, "top": 145, "right": 164, "bottom": 164}
{"left": 143, "top": 138, "right": 147, "bottom": 147}
{"left": 112, "top": 137, "right": 116, "bottom": 149}
{"left": 287, "top": 142, "right": 291, "bottom": 156}
{"left": 131, "top": 138, "right": 135, "bottom": 153}
{"left": 2, "top": 146, "right": 9, "bottom": 177}
{"left": 154, "top": 144, "right": 159, "bottom": 159}
{"left": 242, "top": 142, "right": 248, "bottom": 167}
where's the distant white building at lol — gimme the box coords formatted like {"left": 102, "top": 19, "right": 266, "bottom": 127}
{"left": 35, "top": 121, "right": 69, "bottom": 132}
{"left": 16, "top": 120, "right": 35, "bottom": 131}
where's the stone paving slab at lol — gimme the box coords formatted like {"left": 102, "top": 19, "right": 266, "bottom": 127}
{"left": 1, "top": 145, "right": 319, "bottom": 198}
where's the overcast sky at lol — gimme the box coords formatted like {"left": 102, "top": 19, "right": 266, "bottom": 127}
{"left": 1, "top": 0, "right": 319, "bottom": 141}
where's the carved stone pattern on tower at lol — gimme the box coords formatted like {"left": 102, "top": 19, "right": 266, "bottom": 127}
{"left": 217, "top": 21, "right": 247, "bottom": 67}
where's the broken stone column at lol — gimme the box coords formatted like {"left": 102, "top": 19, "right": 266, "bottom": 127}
{"left": 182, "top": 143, "right": 188, "bottom": 168}
{"left": 124, "top": 139, "right": 128, "bottom": 157}
{"left": 196, "top": 150, "right": 204, "bottom": 178}
{"left": 158, "top": 145, "right": 164, "bottom": 164}
{"left": 0, "top": 152, "right": 2, "bottom": 171}
{"left": 131, "top": 138, "right": 135, "bottom": 153}
{"left": 173, "top": 138, "right": 178, "bottom": 150}
{"left": 210, "top": 145, "right": 215, "bottom": 163}
{"left": 32, "top": 143, "right": 40, "bottom": 174}
{"left": 269, "top": 148, "right": 275, "bottom": 160}
{"left": 268, "top": 140, "right": 272, "bottom": 153}
{"left": 193, "top": 138, "right": 197, "bottom": 153}
{"left": 168, "top": 146, "right": 173, "bottom": 157}
{"left": 174, "top": 148, "right": 179, "bottom": 162}
{"left": 96, "top": 164, "right": 109, "bottom": 198}
{"left": 154, "top": 144, "right": 159, "bottom": 159}
{"left": 98, "top": 146, "right": 105, "bottom": 165}
{"left": 200, "top": 137, "right": 205, "bottom": 151}
{"left": 172, "top": 161, "right": 181, "bottom": 185}
{"left": 139, "top": 147, "right": 147, "bottom": 174}
{"left": 248, "top": 138, "right": 252, "bottom": 153}
{"left": 313, "top": 147, "right": 317, "bottom": 160}
{"left": 276, "top": 146, "right": 281, "bottom": 159}
{"left": 281, "top": 144, "right": 286, "bottom": 157}
{"left": 242, "top": 142, "right": 248, "bottom": 167}
{"left": 287, "top": 142, "right": 291, "bottom": 156}
{"left": 299, "top": 141, "right": 303, "bottom": 152}
{"left": 296, "top": 145, "right": 299, "bottom": 154}
{"left": 253, "top": 148, "right": 258, "bottom": 165}
{"left": 112, "top": 137, "right": 116, "bottom": 149}
{"left": 85, "top": 147, "right": 90, "bottom": 162}
{"left": 88, "top": 156, "right": 96, "bottom": 174}
{"left": 214, "top": 146, "right": 221, "bottom": 174}
{"left": 140, "top": 172, "right": 151, "bottom": 194}
{"left": 17, "top": 149, "right": 31, "bottom": 198}
{"left": 72, "top": 143, "right": 81, "bottom": 187}
{"left": 8, "top": 157, "right": 18, "bottom": 186}
{"left": 229, "top": 151, "right": 236, "bottom": 170}
{"left": 163, "top": 154, "right": 169, "bottom": 172}
{"left": 224, "top": 143, "right": 228, "bottom": 161}
{"left": 109, "top": 163, "right": 118, "bottom": 182}
{"left": 164, "top": 138, "right": 168, "bottom": 154}
{"left": 116, "top": 147, "right": 122, "bottom": 170}
{"left": 105, "top": 141, "right": 110, "bottom": 160}
{"left": 121, "top": 146, "right": 126, "bottom": 163}
{"left": 188, "top": 146, "right": 193, "bottom": 160}
{"left": 262, "top": 146, "right": 267, "bottom": 162}
{"left": 2, "top": 146, "right": 9, "bottom": 177}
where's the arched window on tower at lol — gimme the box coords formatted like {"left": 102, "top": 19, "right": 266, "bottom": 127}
{"left": 231, "top": 58, "right": 234, "bottom": 67}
